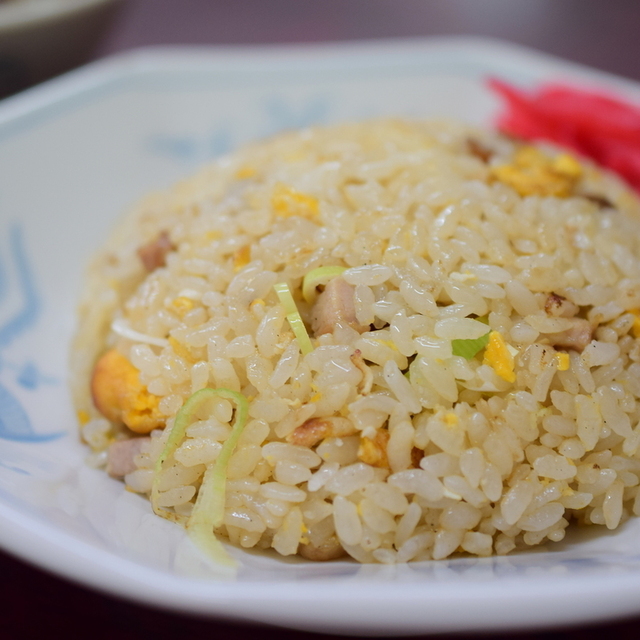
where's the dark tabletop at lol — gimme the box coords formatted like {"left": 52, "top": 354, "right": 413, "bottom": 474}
{"left": 5, "top": 1, "right": 640, "bottom": 639}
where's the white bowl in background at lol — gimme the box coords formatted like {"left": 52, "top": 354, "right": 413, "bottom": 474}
{"left": 0, "top": 0, "right": 122, "bottom": 96}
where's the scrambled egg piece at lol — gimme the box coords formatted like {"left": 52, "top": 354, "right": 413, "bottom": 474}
{"left": 444, "top": 412, "right": 459, "bottom": 426}
{"left": 171, "top": 296, "right": 195, "bottom": 317}
{"left": 299, "top": 529, "right": 310, "bottom": 546}
{"left": 490, "top": 146, "right": 582, "bottom": 197}
{"left": 233, "top": 244, "right": 251, "bottom": 271}
{"left": 272, "top": 183, "right": 319, "bottom": 219}
{"left": 235, "top": 165, "right": 257, "bottom": 179}
{"left": 629, "top": 309, "right": 640, "bottom": 338}
{"left": 357, "top": 429, "right": 390, "bottom": 468}
{"left": 483, "top": 331, "right": 516, "bottom": 383}
{"left": 556, "top": 352, "right": 571, "bottom": 371}
{"left": 168, "top": 336, "right": 195, "bottom": 364}
{"left": 308, "top": 382, "right": 322, "bottom": 403}
{"left": 91, "top": 349, "right": 164, "bottom": 434}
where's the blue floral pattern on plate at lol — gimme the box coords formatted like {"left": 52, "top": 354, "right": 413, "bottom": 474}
{"left": 0, "top": 224, "right": 61, "bottom": 442}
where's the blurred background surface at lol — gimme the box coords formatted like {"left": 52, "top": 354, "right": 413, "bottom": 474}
{"left": 2, "top": 0, "right": 640, "bottom": 98}
{"left": 97, "top": 0, "right": 640, "bottom": 82}
{"left": 4, "top": 1, "right": 640, "bottom": 639}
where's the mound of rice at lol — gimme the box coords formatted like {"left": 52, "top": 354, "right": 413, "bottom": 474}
{"left": 72, "top": 119, "right": 640, "bottom": 563}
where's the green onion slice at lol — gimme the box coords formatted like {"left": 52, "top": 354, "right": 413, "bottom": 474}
{"left": 152, "top": 387, "right": 249, "bottom": 566}
{"left": 274, "top": 282, "right": 314, "bottom": 355}
{"left": 301, "top": 266, "right": 346, "bottom": 303}
{"left": 451, "top": 316, "right": 490, "bottom": 360}
{"left": 451, "top": 331, "right": 491, "bottom": 360}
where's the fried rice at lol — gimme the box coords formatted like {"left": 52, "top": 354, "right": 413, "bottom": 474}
{"left": 72, "top": 118, "right": 640, "bottom": 564}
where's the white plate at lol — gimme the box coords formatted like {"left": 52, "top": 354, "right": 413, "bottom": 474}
{"left": 3, "top": 37, "right": 640, "bottom": 636}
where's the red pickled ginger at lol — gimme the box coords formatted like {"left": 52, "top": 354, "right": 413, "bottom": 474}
{"left": 489, "top": 78, "right": 640, "bottom": 192}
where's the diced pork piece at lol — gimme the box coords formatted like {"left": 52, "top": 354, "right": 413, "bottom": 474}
{"left": 544, "top": 293, "right": 579, "bottom": 318}
{"left": 467, "top": 137, "right": 493, "bottom": 163}
{"left": 411, "top": 447, "right": 424, "bottom": 469}
{"left": 299, "top": 537, "right": 347, "bottom": 561}
{"left": 137, "top": 230, "right": 174, "bottom": 272}
{"left": 582, "top": 193, "right": 614, "bottom": 209}
{"left": 310, "top": 277, "right": 368, "bottom": 336}
{"left": 287, "top": 416, "right": 356, "bottom": 448}
{"left": 106, "top": 437, "right": 150, "bottom": 478}
{"left": 549, "top": 318, "right": 594, "bottom": 352}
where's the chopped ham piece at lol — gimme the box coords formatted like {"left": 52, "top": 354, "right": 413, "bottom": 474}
{"left": 411, "top": 447, "right": 424, "bottom": 469}
{"left": 137, "top": 230, "right": 174, "bottom": 272}
{"left": 106, "top": 437, "right": 150, "bottom": 478}
{"left": 549, "top": 318, "right": 594, "bottom": 352}
{"left": 544, "top": 293, "right": 579, "bottom": 318}
{"left": 299, "top": 537, "right": 347, "bottom": 561}
{"left": 310, "top": 276, "right": 368, "bottom": 336}
{"left": 582, "top": 193, "right": 614, "bottom": 209}
{"left": 467, "top": 138, "right": 493, "bottom": 163}
{"left": 287, "top": 416, "right": 355, "bottom": 448}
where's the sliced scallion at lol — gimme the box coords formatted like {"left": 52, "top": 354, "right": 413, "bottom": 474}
{"left": 301, "top": 266, "right": 346, "bottom": 303}
{"left": 451, "top": 331, "right": 491, "bottom": 360}
{"left": 274, "top": 282, "right": 313, "bottom": 355}
{"left": 152, "top": 387, "right": 249, "bottom": 566}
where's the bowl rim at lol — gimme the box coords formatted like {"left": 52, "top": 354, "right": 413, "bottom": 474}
{"left": 0, "top": 0, "right": 120, "bottom": 29}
